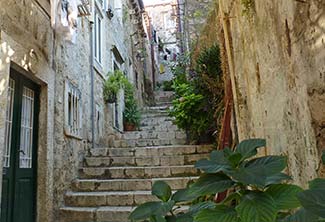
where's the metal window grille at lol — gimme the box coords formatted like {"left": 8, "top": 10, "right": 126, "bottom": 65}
{"left": 65, "top": 81, "right": 82, "bottom": 138}
{"left": 4, "top": 79, "right": 15, "bottom": 168}
{"left": 19, "top": 87, "right": 35, "bottom": 168}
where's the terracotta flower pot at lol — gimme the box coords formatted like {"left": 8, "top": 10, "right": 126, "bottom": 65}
{"left": 124, "top": 122, "right": 136, "bottom": 131}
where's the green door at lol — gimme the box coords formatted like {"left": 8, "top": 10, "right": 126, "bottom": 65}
{"left": 1, "top": 69, "right": 40, "bottom": 222}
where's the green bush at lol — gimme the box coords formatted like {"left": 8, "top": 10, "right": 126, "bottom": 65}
{"left": 123, "top": 84, "right": 141, "bottom": 127}
{"left": 169, "top": 82, "right": 214, "bottom": 143}
{"left": 162, "top": 80, "right": 174, "bottom": 91}
{"left": 168, "top": 45, "right": 223, "bottom": 144}
{"left": 103, "top": 70, "right": 129, "bottom": 103}
{"left": 129, "top": 139, "right": 325, "bottom": 222}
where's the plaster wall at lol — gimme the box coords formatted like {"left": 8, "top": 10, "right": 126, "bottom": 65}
{"left": 220, "top": 0, "right": 325, "bottom": 186}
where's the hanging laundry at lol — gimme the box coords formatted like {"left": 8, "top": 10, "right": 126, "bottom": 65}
{"left": 51, "top": 0, "right": 80, "bottom": 43}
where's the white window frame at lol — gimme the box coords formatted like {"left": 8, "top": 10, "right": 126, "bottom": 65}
{"left": 94, "top": 4, "right": 104, "bottom": 65}
{"left": 64, "top": 80, "right": 82, "bottom": 139}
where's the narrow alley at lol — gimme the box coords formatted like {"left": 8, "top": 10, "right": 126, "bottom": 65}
{"left": 0, "top": 0, "right": 325, "bottom": 222}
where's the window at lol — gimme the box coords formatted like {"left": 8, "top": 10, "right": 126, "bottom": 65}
{"left": 65, "top": 80, "right": 82, "bottom": 138}
{"left": 19, "top": 86, "right": 35, "bottom": 168}
{"left": 94, "top": 7, "right": 103, "bottom": 64}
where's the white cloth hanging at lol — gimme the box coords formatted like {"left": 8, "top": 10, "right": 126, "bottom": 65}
{"left": 51, "top": 0, "right": 80, "bottom": 43}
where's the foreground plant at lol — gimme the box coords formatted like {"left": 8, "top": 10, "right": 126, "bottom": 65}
{"left": 129, "top": 139, "right": 325, "bottom": 222}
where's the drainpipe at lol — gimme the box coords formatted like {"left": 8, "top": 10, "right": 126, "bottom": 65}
{"left": 90, "top": 1, "right": 95, "bottom": 149}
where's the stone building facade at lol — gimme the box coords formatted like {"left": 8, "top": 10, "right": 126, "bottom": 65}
{"left": 143, "top": 0, "right": 181, "bottom": 85}
{"left": 179, "top": 0, "right": 215, "bottom": 53}
{"left": 219, "top": 0, "right": 325, "bottom": 186}
{"left": 0, "top": 0, "right": 152, "bottom": 221}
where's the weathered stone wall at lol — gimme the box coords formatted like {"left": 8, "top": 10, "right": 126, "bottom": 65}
{"left": 220, "top": 0, "right": 325, "bottom": 186}
{"left": 0, "top": 1, "right": 56, "bottom": 221}
{"left": 183, "top": 0, "right": 215, "bottom": 51}
{"left": 144, "top": 0, "right": 180, "bottom": 84}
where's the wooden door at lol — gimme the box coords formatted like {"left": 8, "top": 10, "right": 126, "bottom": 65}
{"left": 1, "top": 69, "right": 40, "bottom": 222}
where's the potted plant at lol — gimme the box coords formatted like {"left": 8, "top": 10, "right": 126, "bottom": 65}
{"left": 103, "top": 70, "right": 128, "bottom": 103}
{"left": 123, "top": 84, "right": 141, "bottom": 131}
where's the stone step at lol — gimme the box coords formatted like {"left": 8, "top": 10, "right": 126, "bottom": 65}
{"left": 141, "top": 112, "right": 169, "bottom": 119}
{"left": 121, "top": 130, "right": 186, "bottom": 140}
{"left": 60, "top": 205, "right": 188, "bottom": 222}
{"left": 60, "top": 206, "right": 134, "bottom": 222}
{"left": 139, "top": 124, "right": 179, "bottom": 132}
{"left": 112, "top": 138, "right": 187, "bottom": 148}
{"left": 88, "top": 145, "right": 214, "bottom": 157}
{"left": 72, "top": 177, "right": 197, "bottom": 192}
{"left": 140, "top": 116, "right": 175, "bottom": 126}
{"left": 84, "top": 153, "right": 209, "bottom": 167}
{"left": 142, "top": 105, "right": 170, "bottom": 112}
{"left": 79, "top": 165, "right": 200, "bottom": 179}
{"left": 64, "top": 191, "right": 160, "bottom": 207}
{"left": 155, "top": 101, "right": 173, "bottom": 106}
{"left": 154, "top": 91, "right": 174, "bottom": 103}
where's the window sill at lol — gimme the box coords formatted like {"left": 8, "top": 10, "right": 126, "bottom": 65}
{"left": 64, "top": 130, "right": 83, "bottom": 140}
{"left": 93, "top": 60, "right": 106, "bottom": 80}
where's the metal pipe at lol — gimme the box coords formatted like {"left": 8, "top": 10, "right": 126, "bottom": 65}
{"left": 89, "top": 19, "right": 95, "bottom": 149}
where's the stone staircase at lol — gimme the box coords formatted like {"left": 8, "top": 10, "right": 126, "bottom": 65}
{"left": 60, "top": 91, "right": 213, "bottom": 222}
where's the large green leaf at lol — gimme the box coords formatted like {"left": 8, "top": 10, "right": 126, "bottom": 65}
{"left": 151, "top": 216, "right": 167, "bottom": 222}
{"left": 279, "top": 208, "right": 319, "bottom": 222}
{"left": 188, "top": 202, "right": 217, "bottom": 216}
{"left": 195, "top": 150, "right": 233, "bottom": 174}
{"left": 195, "top": 159, "right": 232, "bottom": 174}
{"left": 236, "top": 192, "right": 277, "bottom": 222}
{"left": 235, "top": 139, "right": 266, "bottom": 161}
{"left": 266, "top": 184, "right": 303, "bottom": 210}
{"left": 231, "top": 156, "right": 287, "bottom": 187}
{"left": 174, "top": 202, "right": 217, "bottom": 222}
{"left": 172, "top": 188, "right": 198, "bottom": 203}
{"left": 129, "top": 201, "right": 175, "bottom": 221}
{"left": 187, "top": 174, "right": 235, "bottom": 198}
{"left": 152, "top": 181, "right": 172, "bottom": 202}
{"left": 194, "top": 205, "right": 240, "bottom": 222}
{"left": 297, "top": 189, "right": 325, "bottom": 218}
{"left": 309, "top": 178, "right": 325, "bottom": 189}
{"left": 265, "top": 173, "right": 292, "bottom": 186}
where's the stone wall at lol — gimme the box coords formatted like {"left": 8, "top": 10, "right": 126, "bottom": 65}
{"left": 144, "top": 0, "right": 180, "bottom": 84}
{"left": 219, "top": 0, "right": 325, "bottom": 186}
{"left": 0, "top": 0, "right": 152, "bottom": 221}
{"left": 0, "top": 1, "right": 56, "bottom": 221}
{"left": 182, "top": 0, "right": 215, "bottom": 51}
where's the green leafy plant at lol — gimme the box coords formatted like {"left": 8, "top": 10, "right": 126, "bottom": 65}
{"left": 103, "top": 70, "right": 129, "bottom": 103}
{"left": 123, "top": 82, "right": 141, "bottom": 129}
{"left": 162, "top": 80, "right": 174, "bottom": 91}
{"left": 168, "top": 45, "right": 224, "bottom": 144}
{"left": 169, "top": 82, "right": 212, "bottom": 143}
{"left": 130, "top": 139, "right": 325, "bottom": 222}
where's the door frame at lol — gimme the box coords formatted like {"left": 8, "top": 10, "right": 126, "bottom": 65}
{"left": 1, "top": 67, "right": 40, "bottom": 222}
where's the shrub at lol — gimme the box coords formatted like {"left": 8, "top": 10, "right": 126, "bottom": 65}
{"left": 123, "top": 84, "right": 141, "bottom": 128}
{"left": 168, "top": 45, "right": 224, "bottom": 144}
{"left": 162, "top": 80, "right": 174, "bottom": 91}
{"left": 129, "top": 139, "right": 325, "bottom": 222}
{"left": 103, "top": 70, "right": 129, "bottom": 103}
